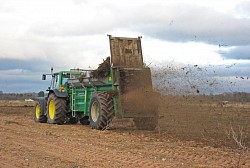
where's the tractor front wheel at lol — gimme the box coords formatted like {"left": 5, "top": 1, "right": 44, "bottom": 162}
{"left": 34, "top": 101, "right": 47, "bottom": 123}
{"left": 47, "top": 93, "right": 67, "bottom": 124}
{"left": 89, "top": 92, "right": 114, "bottom": 130}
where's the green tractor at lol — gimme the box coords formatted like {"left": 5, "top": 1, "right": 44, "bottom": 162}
{"left": 34, "top": 35, "right": 158, "bottom": 130}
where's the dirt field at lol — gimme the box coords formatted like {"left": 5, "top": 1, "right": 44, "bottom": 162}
{"left": 0, "top": 100, "right": 249, "bottom": 168}
{"left": 158, "top": 96, "right": 250, "bottom": 148}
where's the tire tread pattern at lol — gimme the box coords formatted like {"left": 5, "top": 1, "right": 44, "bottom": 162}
{"left": 47, "top": 93, "right": 67, "bottom": 125}
{"left": 34, "top": 101, "right": 47, "bottom": 123}
{"left": 89, "top": 92, "right": 114, "bottom": 130}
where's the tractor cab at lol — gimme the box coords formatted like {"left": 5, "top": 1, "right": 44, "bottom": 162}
{"left": 42, "top": 69, "right": 85, "bottom": 92}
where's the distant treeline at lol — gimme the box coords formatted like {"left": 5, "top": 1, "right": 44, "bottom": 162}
{"left": 161, "top": 92, "right": 250, "bottom": 103}
{"left": 212, "top": 92, "right": 250, "bottom": 102}
{"left": 0, "top": 93, "right": 37, "bottom": 100}
{"left": 0, "top": 91, "right": 249, "bottom": 102}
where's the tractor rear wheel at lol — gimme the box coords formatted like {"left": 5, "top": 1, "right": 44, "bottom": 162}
{"left": 34, "top": 101, "right": 47, "bottom": 123}
{"left": 89, "top": 92, "right": 114, "bottom": 130}
{"left": 47, "top": 93, "right": 66, "bottom": 125}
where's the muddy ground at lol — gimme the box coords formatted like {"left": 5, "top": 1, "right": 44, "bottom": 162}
{"left": 0, "top": 99, "right": 249, "bottom": 168}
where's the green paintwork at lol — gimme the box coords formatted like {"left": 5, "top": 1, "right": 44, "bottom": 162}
{"left": 47, "top": 69, "right": 116, "bottom": 118}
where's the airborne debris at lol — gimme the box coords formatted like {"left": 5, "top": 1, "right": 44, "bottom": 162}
{"left": 91, "top": 57, "right": 111, "bottom": 78}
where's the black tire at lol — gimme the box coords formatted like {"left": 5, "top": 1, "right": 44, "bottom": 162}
{"left": 34, "top": 101, "right": 47, "bottom": 123}
{"left": 89, "top": 92, "right": 114, "bottom": 130}
{"left": 47, "top": 93, "right": 67, "bottom": 125}
{"left": 134, "top": 117, "right": 158, "bottom": 130}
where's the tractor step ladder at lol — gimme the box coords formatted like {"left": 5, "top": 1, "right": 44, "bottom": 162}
{"left": 71, "top": 86, "right": 76, "bottom": 117}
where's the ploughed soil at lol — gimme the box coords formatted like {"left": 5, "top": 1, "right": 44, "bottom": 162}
{"left": 0, "top": 100, "right": 249, "bottom": 168}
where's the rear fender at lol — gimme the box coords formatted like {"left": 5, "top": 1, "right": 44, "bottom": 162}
{"left": 49, "top": 89, "right": 68, "bottom": 98}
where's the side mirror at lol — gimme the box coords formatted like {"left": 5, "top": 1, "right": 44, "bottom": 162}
{"left": 42, "top": 74, "right": 46, "bottom": 80}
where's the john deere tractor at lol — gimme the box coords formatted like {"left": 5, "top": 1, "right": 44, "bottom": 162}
{"left": 34, "top": 35, "right": 158, "bottom": 130}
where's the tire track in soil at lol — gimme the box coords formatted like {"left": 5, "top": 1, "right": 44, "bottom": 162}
{"left": 1, "top": 111, "right": 249, "bottom": 168}
{"left": 2, "top": 125, "right": 249, "bottom": 168}
{"left": 96, "top": 132, "right": 250, "bottom": 168}
{"left": 0, "top": 153, "right": 19, "bottom": 168}
{"left": 1, "top": 127, "right": 166, "bottom": 168}
{"left": 0, "top": 115, "right": 166, "bottom": 167}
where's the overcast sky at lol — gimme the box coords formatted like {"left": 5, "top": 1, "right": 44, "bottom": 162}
{"left": 0, "top": 0, "right": 249, "bottom": 94}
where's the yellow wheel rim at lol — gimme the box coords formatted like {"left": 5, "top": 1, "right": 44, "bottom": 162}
{"left": 49, "top": 99, "right": 55, "bottom": 119}
{"left": 91, "top": 101, "right": 99, "bottom": 122}
{"left": 35, "top": 104, "right": 40, "bottom": 119}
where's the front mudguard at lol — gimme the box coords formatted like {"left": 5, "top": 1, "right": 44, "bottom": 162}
{"left": 49, "top": 89, "right": 68, "bottom": 98}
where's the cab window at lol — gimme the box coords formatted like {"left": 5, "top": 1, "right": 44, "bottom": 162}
{"left": 62, "top": 73, "right": 70, "bottom": 86}
{"left": 53, "top": 74, "right": 59, "bottom": 89}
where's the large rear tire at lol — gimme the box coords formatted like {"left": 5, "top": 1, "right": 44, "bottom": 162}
{"left": 89, "top": 92, "right": 114, "bottom": 130}
{"left": 47, "top": 93, "right": 66, "bottom": 125}
{"left": 34, "top": 101, "right": 47, "bottom": 123}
